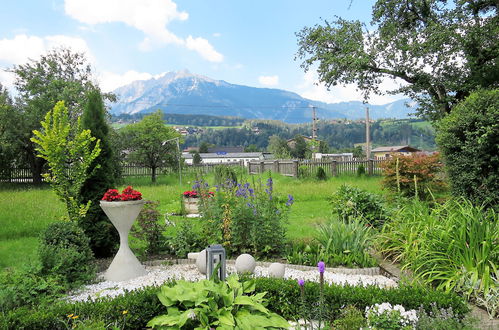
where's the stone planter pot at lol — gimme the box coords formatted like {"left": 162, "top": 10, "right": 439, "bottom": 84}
{"left": 184, "top": 197, "right": 199, "bottom": 214}
{"left": 100, "top": 200, "right": 147, "bottom": 281}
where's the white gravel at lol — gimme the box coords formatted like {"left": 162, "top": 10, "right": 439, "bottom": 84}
{"left": 66, "top": 264, "right": 397, "bottom": 302}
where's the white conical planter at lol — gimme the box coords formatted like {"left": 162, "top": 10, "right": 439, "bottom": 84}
{"left": 100, "top": 200, "right": 147, "bottom": 281}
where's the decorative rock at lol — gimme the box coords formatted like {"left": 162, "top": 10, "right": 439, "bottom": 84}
{"left": 268, "top": 262, "right": 286, "bottom": 278}
{"left": 235, "top": 254, "right": 256, "bottom": 274}
{"left": 195, "top": 249, "right": 207, "bottom": 274}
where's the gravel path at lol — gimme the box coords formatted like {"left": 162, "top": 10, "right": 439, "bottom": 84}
{"left": 67, "top": 264, "right": 397, "bottom": 302}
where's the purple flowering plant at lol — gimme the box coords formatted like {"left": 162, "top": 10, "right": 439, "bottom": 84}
{"left": 195, "top": 175, "right": 293, "bottom": 257}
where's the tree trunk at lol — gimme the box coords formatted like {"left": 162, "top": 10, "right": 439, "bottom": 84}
{"left": 151, "top": 166, "right": 157, "bottom": 183}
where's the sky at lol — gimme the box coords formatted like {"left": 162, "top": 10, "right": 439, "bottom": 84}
{"left": 0, "top": 0, "right": 404, "bottom": 105}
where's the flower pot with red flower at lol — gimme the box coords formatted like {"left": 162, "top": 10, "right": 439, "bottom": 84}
{"left": 100, "top": 186, "right": 146, "bottom": 281}
{"left": 182, "top": 190, "right": 200, "bottom": 214}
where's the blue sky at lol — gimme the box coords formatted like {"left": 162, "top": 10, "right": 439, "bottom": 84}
{"left": 0, "top": 0, "right": 403, "bottom": 104}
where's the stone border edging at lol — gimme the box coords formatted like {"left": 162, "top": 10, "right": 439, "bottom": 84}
{"left": 142, "top": 258, "right": 382, "bottom": 276}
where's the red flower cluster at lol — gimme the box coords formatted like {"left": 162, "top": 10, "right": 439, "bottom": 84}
{"left": 183, "top": 190, "right": 199, "bottom": 198}
{"left": 102, "top": 186, "right": 142, "bottom": 201}
{"left": 182, "top": 190, "right": 215, "bottom": 198}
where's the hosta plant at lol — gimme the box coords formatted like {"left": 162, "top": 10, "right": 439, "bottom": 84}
{"left": 147, "top": 274, "right": 290, "bottom": 329}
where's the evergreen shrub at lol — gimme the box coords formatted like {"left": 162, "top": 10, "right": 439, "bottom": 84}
{"left": 38, "top": 221, "right": 95, "bottom": 286}
{"left": 316, "top": 166, "right": 327, "bottom": 180}
{"left": 2, "top": 278, "right": 469, "bottom": 329}
{"left": 436, "top": 88, "right": 499, "bottom": 208}
{"left": 79, "top": 89, "right": 120, "bottom": 257}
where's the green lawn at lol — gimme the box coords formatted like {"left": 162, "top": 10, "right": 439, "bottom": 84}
{"left": 0, "top": 173, "right": 383, "bottom": 270}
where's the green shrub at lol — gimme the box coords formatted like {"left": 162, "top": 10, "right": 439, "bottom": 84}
{"left": 331, "top": 184, "right": 388, "bottom": 227}
{"left": 380, "top": 153, "right": 446, "bottom": 200}
{"left": 357, "top": 164, "right": 366, "bottom": 176}
{"left": 213, "top": 165, "right": 238, "bottom": 185}
{"left": 166, "top": 220, "right": 205, "bottom": 258}
{"left": 332, "top": 305, "right": 366, "bottom": 329}
{"left": 131, "top": 200, "right": 167, "bottom": 256}
{"left": 1, "top": 278, "right": 469, "bottom": 329}
{"left": 316, "top": 166, "right": 327, "bottom": 180}
{"left": 415, "top": 304, "right": 478, "bottom": 330}
{"left": 38, "top": 221, "right": 96, "bottom": 286}
{"left": 1, "top": 285, "right": 163, "bottom": 329}
{"left": 298, "top": 165, "right": 310, "bottom": 178}
{"left": 254, "top": 278, "right": 469, "bottom": 321}
{"left": 377, "top": 199, "right": 499, "bottom": 316}
{"left": 436, "top": 88, "right": 499, "bottom": 208}
{"left": 0, "top": 268, "right": 66, "bottom": 310}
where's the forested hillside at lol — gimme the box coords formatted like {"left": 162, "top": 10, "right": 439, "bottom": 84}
{"left": 183, "top": 119, "right": 436, "bottom": 151}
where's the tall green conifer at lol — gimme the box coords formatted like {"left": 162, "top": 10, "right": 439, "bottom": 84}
{"left": 79, "top": 89, "right": 119, "bottom": 257}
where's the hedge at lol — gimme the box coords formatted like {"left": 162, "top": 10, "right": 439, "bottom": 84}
{"left": 0, "top": 278, "right": 469, "bottom": 329}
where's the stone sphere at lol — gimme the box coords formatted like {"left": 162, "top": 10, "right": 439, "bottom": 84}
{"left": 268, "top": 262, "right": 286, "bottom": 278}
{"left": 235, "top": 254, "right": 256, "bottom": 274}
{"left": 196, "top": 249, "right": 206, "bottom": 274}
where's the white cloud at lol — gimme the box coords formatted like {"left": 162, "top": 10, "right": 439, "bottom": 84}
{"left": 0, "top": 70, "right": 15, "bottom": 90}
{"left": 258, "top": 75, "right": 279, "bottom": 87}
{"left": 98, "top": 70, "right": 155, "bottom": 92}
{"left": 0, "top": 34, "right": 94, "bottom": 65}
{"left": 185, "top": 36, "right": 223, "bottom": 63}
{"left": 212, "top": 32, "right": 221, "bottom": 37}
{"left": 64, "top": 0, "right": 223, "bottom": 62}
{"left": 0, "top": 34, "right": 94, "bottom": 89}
{"left": 296, "top": 70, "right": 405, "bottom": 105}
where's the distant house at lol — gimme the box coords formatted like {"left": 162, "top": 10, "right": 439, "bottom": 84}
{"left": 183, "top": 152, "right": 264, "bottom": 166}
{"left": 207, "top": 146, "right": 244, "bottom": 153}
{"left": 371, "top": 145, "right": 421, "bottom": 160}
{"left": 286, "top": 135, "right": 319, "bottom": 149}
{"left": 314, "top": 153, "right": 353, "bottom": 161}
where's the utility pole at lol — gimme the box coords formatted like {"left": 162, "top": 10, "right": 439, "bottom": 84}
{"left": 311, "top": 106, "right": 318, "bottom": 159}
{"left": 365, "top": 106, "right": 370, "bottom": 160}
{"left": 312, "top": 106, "right": 317, "bottom": 140}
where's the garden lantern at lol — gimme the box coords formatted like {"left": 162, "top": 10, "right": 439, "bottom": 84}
{"left": 206, "top": 244, "right": 226, "bottom": 281}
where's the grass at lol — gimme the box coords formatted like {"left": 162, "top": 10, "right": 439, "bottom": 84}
{"left": 0, "top": 172, "right": 383, "bottom": 270}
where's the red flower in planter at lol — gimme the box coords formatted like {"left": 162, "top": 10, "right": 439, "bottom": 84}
{"left": 183, "top": 190, "right": 199, "bottom": 198}
{"left": 102, "top": 186, "right": 142, "bottom": 201}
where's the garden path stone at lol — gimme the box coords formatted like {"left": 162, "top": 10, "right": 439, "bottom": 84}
{"left": 66, "top": 263, "right": 397, "bottom": 302}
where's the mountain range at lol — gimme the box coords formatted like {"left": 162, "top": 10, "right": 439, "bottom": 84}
{"left": 109, "top": 70, "right": 416, "bottom": 123}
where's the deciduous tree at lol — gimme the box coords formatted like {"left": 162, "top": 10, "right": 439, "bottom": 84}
{"left": 296, "top": 0, "right": 498, "bottom": 120}
{"left": 122, "top": 110, "right": 182, "bottom": 182}
{"left": 31, "top": 101, "right": 101, "bottom": 222}
{"left": 8, "top": 48, "right": 113, "bottom": 183}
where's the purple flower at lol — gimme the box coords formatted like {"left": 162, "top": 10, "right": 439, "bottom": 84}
{"left": 192, "top": 181, "right": 201, "bottom": 190}
{"left": 266, "top": 177, "right": 273, "bottom": 192}
{"left": 286, "top": 194, "right": 294, "bottom": 206}
{"left": 298, "top": 279, "right": 305, "bottom": 287}
{"left": 318, "top": 261, "right": 325, "bottom": 273}
{"left": 248, "top": 188, "right": 254, "bottom": 196}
